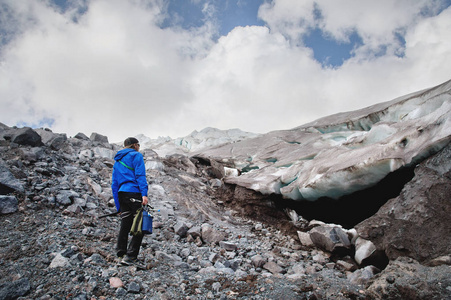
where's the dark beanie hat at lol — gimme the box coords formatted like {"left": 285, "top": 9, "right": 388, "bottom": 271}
{"left": 124, "top": 137, "right": 139, "bottom": 147}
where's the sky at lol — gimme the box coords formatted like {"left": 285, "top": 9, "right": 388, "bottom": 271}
{"left": 0, "top": 0, "right": 450, "bottom": 143}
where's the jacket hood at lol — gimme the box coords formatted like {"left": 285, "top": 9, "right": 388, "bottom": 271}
{"left": 114, "top": 148, "right": 136, "bottom": 161}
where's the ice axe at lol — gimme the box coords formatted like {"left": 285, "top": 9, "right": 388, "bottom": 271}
{"left": 98, "top": 202, "right": 159, "bottom": 219}
{"left": 98, "top": 198, "right": 143, "bottom": 218}
{"left": 98, "top": 211, "right": 120, "bottom": 219}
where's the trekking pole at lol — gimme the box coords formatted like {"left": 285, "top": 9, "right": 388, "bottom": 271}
{"left": 98, "top": 211, "right": 120, "bottom": 219}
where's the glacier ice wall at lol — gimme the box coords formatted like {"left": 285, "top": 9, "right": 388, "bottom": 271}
{"left": 196, "top": 79, "right": 451, "bottom": 201}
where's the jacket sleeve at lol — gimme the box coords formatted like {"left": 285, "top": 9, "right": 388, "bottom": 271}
{"left": 133, "top": 152, "right": 148, "bottom": 197}
{"left": 111, "top": 165, "right": 120, "bottom": 211}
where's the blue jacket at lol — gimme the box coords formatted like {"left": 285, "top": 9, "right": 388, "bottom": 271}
{"left": 111, "top": 148, "right": 148, "bottom": 211}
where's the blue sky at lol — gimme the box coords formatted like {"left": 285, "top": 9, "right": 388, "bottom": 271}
{"left": 162, "top": 0, "right": 266, "bottom": 36}
{"left": 160, "top": 0, "right": 447, "bottom": 66}
{"left": 0, "top": 0, "right": 450, "bottom": 141}
{"left": 160, "top": 0, "right": 365, "bottom": 67}
{"left": 303, "top": 28, "right": 363, "bottom": 67}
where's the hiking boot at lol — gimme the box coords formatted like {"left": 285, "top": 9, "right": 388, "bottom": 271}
{"left": 120, "top": 256, "right": 146, "bottom": 269}
{"left": 120, "top": 255, "right": 136, "bottom": 265}
{"left": 116, "top": 255, "right": 124, "bottom": 266}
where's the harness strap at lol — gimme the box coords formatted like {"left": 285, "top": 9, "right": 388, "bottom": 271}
{"left": 119, "top": 160, "right": 134, "bottom": 170}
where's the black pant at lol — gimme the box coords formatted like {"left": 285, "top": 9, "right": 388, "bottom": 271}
{"left": 116, "top": 192, "right": 143, "bottom": 258}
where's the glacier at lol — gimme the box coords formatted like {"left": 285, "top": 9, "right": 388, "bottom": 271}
{"left": 136, "top": 127, "right": 259, "bottom": 157}
{"left": 194, "top": 79, "right": 451, "bottom": 201}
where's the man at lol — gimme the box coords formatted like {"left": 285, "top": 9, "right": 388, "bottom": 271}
{"left": 111, "top": 137, "right": 149, "bottom": 266}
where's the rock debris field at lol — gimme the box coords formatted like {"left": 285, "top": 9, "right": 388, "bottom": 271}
{"left": 0, "top": 124, "right": 450, "bottom": 300}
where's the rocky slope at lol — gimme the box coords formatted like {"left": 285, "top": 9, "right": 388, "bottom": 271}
{"left": 1, "top": 78, "right": 450, "bottom": 300}
{"left": 0, "top": 128, "right": 370, "bottom": 299}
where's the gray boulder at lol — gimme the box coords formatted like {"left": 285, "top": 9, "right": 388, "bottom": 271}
{"left": 309, "top": 225, "right": 351, "bottom": 254}
{"left": 0, "top": 163, "right": 25, "bottom": 194}
{"left": 219, "top": 241, "right": 238, "bottom": 251}
{"left": 0, "top": 195, "right": 18, "bottom": 214}
{"left": 187, "top": 225, "right": 201, "bottom": 239}
{"left": 20, "top": 147, "right": 45, "bottom": 162}
{"left": 347, "top": 265, "right": 380, "bottom": 285}
{"left": 74, "top": 132, "right": 89, "bottom": 140}
{"left": 174, "top": 222, "right": 189, "bottom": 238}
{"left": 354, "top": 237, "right": 377, "bottom": 265}
{"left": 356, "top": 142, "right": 451, "bottom": 263}
{"left": 201, "top": 223, "right": 227, "bottom": 244}
{"left": 165, "top": 155, "right": 197, "bottom": 174}
{"left": 0, "top": 278, "right": 31, "bottom": 299}
{"left": 90, "top": 132, "right": 109, "bottom": 144}
{"left": 297, "top": 231, "right": 314, "bottom": 247}
{"left": 34, "top": 128, "right": 55, "bottom": 144}
{"left": 367, "top": 257, "right": 451, "bottom": 299}
{"left": 251, "top": 254, "right": 266, "bottom": 268}
{"left": 49, "top": 134, "right": 67, "bottom": 150}
{"left": 49, "top": 253, "right": 71, "bottom": 268}
{"left": 127, "top": 282, "right": 141, "bottom": 294}
{"left": 9, "top": 127, "right": 43, "bottom": 146}
{"left": 56, "top": 190, "right": 79, "bottom": 205}
{"left": 263, "top": 261, "right": 284, "bottom": 274}
{"left": 35, "top": 128, "right": 67, "bottom": 150}
{"left": 92, "top": 147, "right": 114, "bottom": 159}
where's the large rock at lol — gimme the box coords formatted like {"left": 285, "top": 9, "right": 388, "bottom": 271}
{"left": 201, "top": 223, "right": 227, "bottom": 244}
{"left": 309, "top": 225, "right": 351, "bottom": 254}
{"left": 0, "top": 278, "right": 31, "bottom": 299}
{"left": 297, "top": 231, "right": 314, "bottom": 247}
{"left": 164, "top": 155, "right": 197, "bottom": 175}
{"left": 56, "top": 190, "right": 79, "bottom": 205}
{"left": 353, "top": 237, "right": 388, "bottom": 269}
{"left": 8, "top": 127, "right": 43, "bottom": 146}
{"left": 86, "top": 177, "right": 102, "bottom": 196}
{"left": 49, "top": 135, "right": 67, "bottom": 150}
{"left": 347, "top": 265, "right": 380, "bottom": 285}
{"left": 90, "top": 132, "right": 109, "bottom": 144}
{"left": 174, "top": 221, "right": 189, "bottom": 238}
{"left": 355, "top": 142, "right": 451, "bottom": 263}
{"left": 35, "top": 128, "right": 67, "bottom": 150}
{"left": 93, "top": 147, "right": 114, "bottom": 159}
{"left": 251, "top": 254, "right": 266, "bottom": 268}
{"left": 49, "top": 253, "right": 71, "bottom": 268}
{"left": 74, "top": 132, "right": 89, "bottom": 140}
{"left": 0, "top": 195, "right": 18, "bottom": 214}
{"left": 367, "top": 257, "right": 451, "bottom": 299}
{"left": 263, "top": 261, "right": 284, "bottom": 274}
{"left": 354, "top": 237, "right": 377, "bottom": 265}
{"left": 0, "top": 163, "right": 25, "bottom": 194}
{"left": 20, "top": 147, "right": 45, "bottom": 162}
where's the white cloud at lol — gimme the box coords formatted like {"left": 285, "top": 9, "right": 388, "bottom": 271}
{"left": 0, "top": 0, "right": 210, "bottom": 141}
{"left": 0, "top": 0, "right": 450, "bottom": 143}
{"left": 185, "top": 25, "right": 326, "bottom": 133}
{"left": 258, "top": 1, "right": 316, "bottom": 43}
{"left": 258, "top": 0, "right": 448, "bottom": 53}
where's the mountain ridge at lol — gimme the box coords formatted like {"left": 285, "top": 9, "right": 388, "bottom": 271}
{"left": 132, "top": 127, "right": 260, "bottom": 157}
